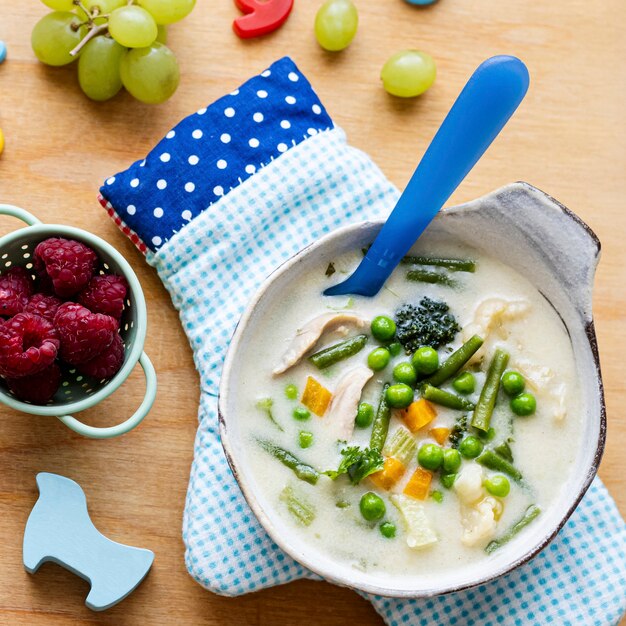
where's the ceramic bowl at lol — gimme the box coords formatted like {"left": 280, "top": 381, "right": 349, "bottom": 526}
{"left": 219, "top": 182, "right": 605, "bottom": 597}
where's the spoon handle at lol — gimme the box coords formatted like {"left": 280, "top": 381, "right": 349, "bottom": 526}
{"left": 326, "top": 56, "right": 529, "bottom": 297}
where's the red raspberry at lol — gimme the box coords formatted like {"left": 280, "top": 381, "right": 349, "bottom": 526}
{"left": 78, "top": 333, "right": 125, "bottom": 379}
{"left": 0, "top": 267, "right": 33, "bottom": 317}
{"left": 54, "top": 302, "right": 117, "bottom": 365}
{"left": 25, "top": 293, "right": 63, "bottom": 323}
{"left": 34, "top": 237, "right": 97, "bottom": 298}
{"left": 6, "top": 362, "right": 61, "bottom": 404}
{"left": 0, "top": 313, "right": 60, "bottom": 377}
{"left": 78, "top": 274, "right": 128, "bottom": 320}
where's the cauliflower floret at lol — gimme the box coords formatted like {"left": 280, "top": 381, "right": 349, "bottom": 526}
{"left": 463, "top": 299, "right": 531, "bottom": 363}
{"left": 460, "top": 496, "right": 501, "bottom": 547}
{"left": 454, "top": 464, "right": 484, "bottom": 505}
{"left": 517, "top": 359, "right": 568, "bottom": 421}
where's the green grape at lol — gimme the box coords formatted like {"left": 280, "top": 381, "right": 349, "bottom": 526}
{"left": 41, "top": 0, "right": 76, "bottom": 10}
{"left": 381, "top": 50, "right": 436, "bottom": 98}
{"left": 78, "top": 36, "right": 125, "bottom": 101}
{"left": 31, "top": 12, "right": 85, "bottom": 66}
{"left": 109, "top": 6, "right": 158, "bottom": 48}
{"left": 156, "top": 24, "right": 168, "bottom": 44}
{"left": 138, "top": 0, "right": 196, "bottom": 25}
{"left": 314, "top": 0, "right": 358, "bottom": 52}
{"left": 120, "top": 42, "right": 180, "bottom": 104}
{"left": 83, "top": 0, "right": 126, "bottom": 14}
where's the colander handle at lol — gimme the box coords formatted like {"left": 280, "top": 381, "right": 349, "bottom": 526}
{"left": 56, "top": 352, "right": 157, "bottom": 439}
{"left": 0, "top": 204, "right": 42, "bottom": 226}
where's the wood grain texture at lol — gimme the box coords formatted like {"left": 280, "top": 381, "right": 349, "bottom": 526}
{"left": 0, "top": 1, "right": 624, "bottom": 624}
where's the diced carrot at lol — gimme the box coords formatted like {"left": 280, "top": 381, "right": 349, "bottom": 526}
{"left": 429, "top": 427, "right": 451, "bottom": 446}
{"left": 369, "top": 457, "right": 406, "bottom": 491}
{"left": 301, "top": 376, "right": 332, "bottom": 416}
{"left": 403, "top": 468, "right": 433, "bottom": 500}
{"left": 401, "top": 399, "right": 437, "bottom": 433}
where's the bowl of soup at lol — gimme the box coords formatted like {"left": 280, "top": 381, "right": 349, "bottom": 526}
{"left": 218, "top": 182, "right": 605, "bottom": 597}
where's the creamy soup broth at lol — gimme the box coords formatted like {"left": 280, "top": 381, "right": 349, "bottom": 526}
{"left": 232, "top": 238, "right": 581, "bottom": 577}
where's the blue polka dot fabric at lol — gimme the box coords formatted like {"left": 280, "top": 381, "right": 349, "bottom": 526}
{"left": 100, "top": 57, "right": 333, "bottom": 253}
{"left": 99, "top": 59, "right": 626, "bottom": 625}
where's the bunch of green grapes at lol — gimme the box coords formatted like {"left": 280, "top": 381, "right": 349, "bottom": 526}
{"left": 32, "top": 0, "right": 195, "bottom": 104}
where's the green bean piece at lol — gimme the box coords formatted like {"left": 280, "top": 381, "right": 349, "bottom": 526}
{"left": 421, "top": 383, "right": 476, "bottom": 411}
{"left": 485, "top": 505, "right": 541, "bottom": 554}
{"left": 255, "top": 398, "right": 283, "bottom": 431}
{"left": 258, "top": 440, "right": 319, "bottom": 485}
{"left": 370, "top": 383, "right": 391, "bottom": 453}
{"left": 471, "top": 348, "right": 510, "bottom": 432}
{"left": 476, "top": 449, "right": 522, "bottom": 481}
{"left": 400, "top": 255, "right": 476, "bottom": 273}
{"left": 494, "top": 440, "right": 514, "bottom": 462}
{"left": 406, "top": 269, "right": 457, "bottom": 287}
{"left": 308, "top": 334, "right": 368, "bottom": 369}
{"left": 425, "top": 335, "right": 484, "bottom": 387}
{"left": 280, "top": 487, "right": 316, "bottom": 526}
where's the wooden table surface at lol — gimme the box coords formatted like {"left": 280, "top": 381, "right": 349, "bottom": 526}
{"left": 0, "top": 1, "right": 624, "bottom": 624}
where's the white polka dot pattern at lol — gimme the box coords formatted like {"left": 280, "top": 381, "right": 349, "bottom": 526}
{"left": 100, "top": 57, "right": 333, "bottom": 253}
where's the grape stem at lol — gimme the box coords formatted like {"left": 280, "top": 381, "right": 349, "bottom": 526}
{"left": 73, "top": 0, "right": 93, "bottom": 20}
{"left": 69, "top": 23, "right": 108, "bottom": 57}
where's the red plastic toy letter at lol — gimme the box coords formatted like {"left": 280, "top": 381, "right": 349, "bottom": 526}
{"left": 233, "top": 0, "right": 294, "bottom": 39}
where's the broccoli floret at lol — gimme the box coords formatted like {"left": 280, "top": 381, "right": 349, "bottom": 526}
{"left": 394, "top": 297, "right": 460, "bottom": 354}
{"left": 449, "top": 414, "right": 468, "bottom": 448}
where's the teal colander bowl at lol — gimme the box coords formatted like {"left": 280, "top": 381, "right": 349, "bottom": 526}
{"left": 0, "top": 204, "right": 157, "bottom": 439}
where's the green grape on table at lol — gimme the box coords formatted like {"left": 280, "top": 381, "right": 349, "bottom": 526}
{"left": 108, "top": 5, "right": 158, "bottom": 48}
{"left": 31, "top": 11, "right": 85, "bottom": 66}
{"left": 78, "top": 35, "right": 125, "bottom": 101}
{"left": 120, "top": 42, "right": 180, "bottom": 104}
{"left": 138, "top": 0, "right": 196, "bottom": 25}
{"left": 381, "top": 50, "right": 436, "bottom": 98}
{"left": 314, "top": 0, "right": 358, "bottom": 52}
{"left": 40, "top": 0, "right": 76, "bottom": 10}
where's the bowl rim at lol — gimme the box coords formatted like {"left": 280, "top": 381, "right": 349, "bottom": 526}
{"left": 0, "top": 223, "right": 148, "bottom": 417}
{"left": 218, "top": 200, "right": 606, "bottom": 598}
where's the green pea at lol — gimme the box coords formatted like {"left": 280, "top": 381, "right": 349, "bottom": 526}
{"left": 359, "top": 492, "right": 386, "bottom": 522}
{"left": 440, "top": 473, "right": 456, "bottom": 489}
{"left": 442, "top": 448, "right": 462, "bottom": 473}
{"left": 417, "top": 443, "right": 444, "bottom": 470}
{"left": 452, "top": 371, "right": 475, "bottom": 395}
{"left": 298, "top": 431, "right": 314, "bottom": 448}
{"left": 285, "top": 384, "right": 298, "bottom": 400}
{"left": 459, "top": 435, "right": 484, "bottom": 459}
{"left": 392, "top": 361, "right": 417, "bottom": 386}
{"left": 293, "top": 407, "right": 311, "bottom": 421}
{"left": 385, "top": 383, "right": 414, "bottom": 409}
{"left": 388, "top": 342, "right": 403, "bottom": 357}
{"left": 510, "top": 392, "right": 536, "bottom": 416}
{"left": 379, "top": 521, "right": 396, "bottom": 538}
{"left": 368, "top": 347, "right": 391, "bottom": 371}
{"left": 371, "top": 315, "right": 396, "bottom": 341}
{"left": 431, "top": 490, "right": 443, "bottom": 503}
{"left": 412, "top": 346, "right": 439, "bottom": 375}
{"left": 484, "top": 474, "right": 511, "bottom": 497}
{"left": 355, "top": 402, "right": 375, "bottom": 428}
{"left": 501, "top": 371, "right": 525, "bottom": 397}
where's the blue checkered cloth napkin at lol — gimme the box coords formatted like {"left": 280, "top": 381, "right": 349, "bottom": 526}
{"left": 99, "top": 57, "right": 626, "bottom": 626}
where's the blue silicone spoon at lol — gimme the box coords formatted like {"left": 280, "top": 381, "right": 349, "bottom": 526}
{"left": 324, "top": 55, "right": 530, "bottom": 297}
